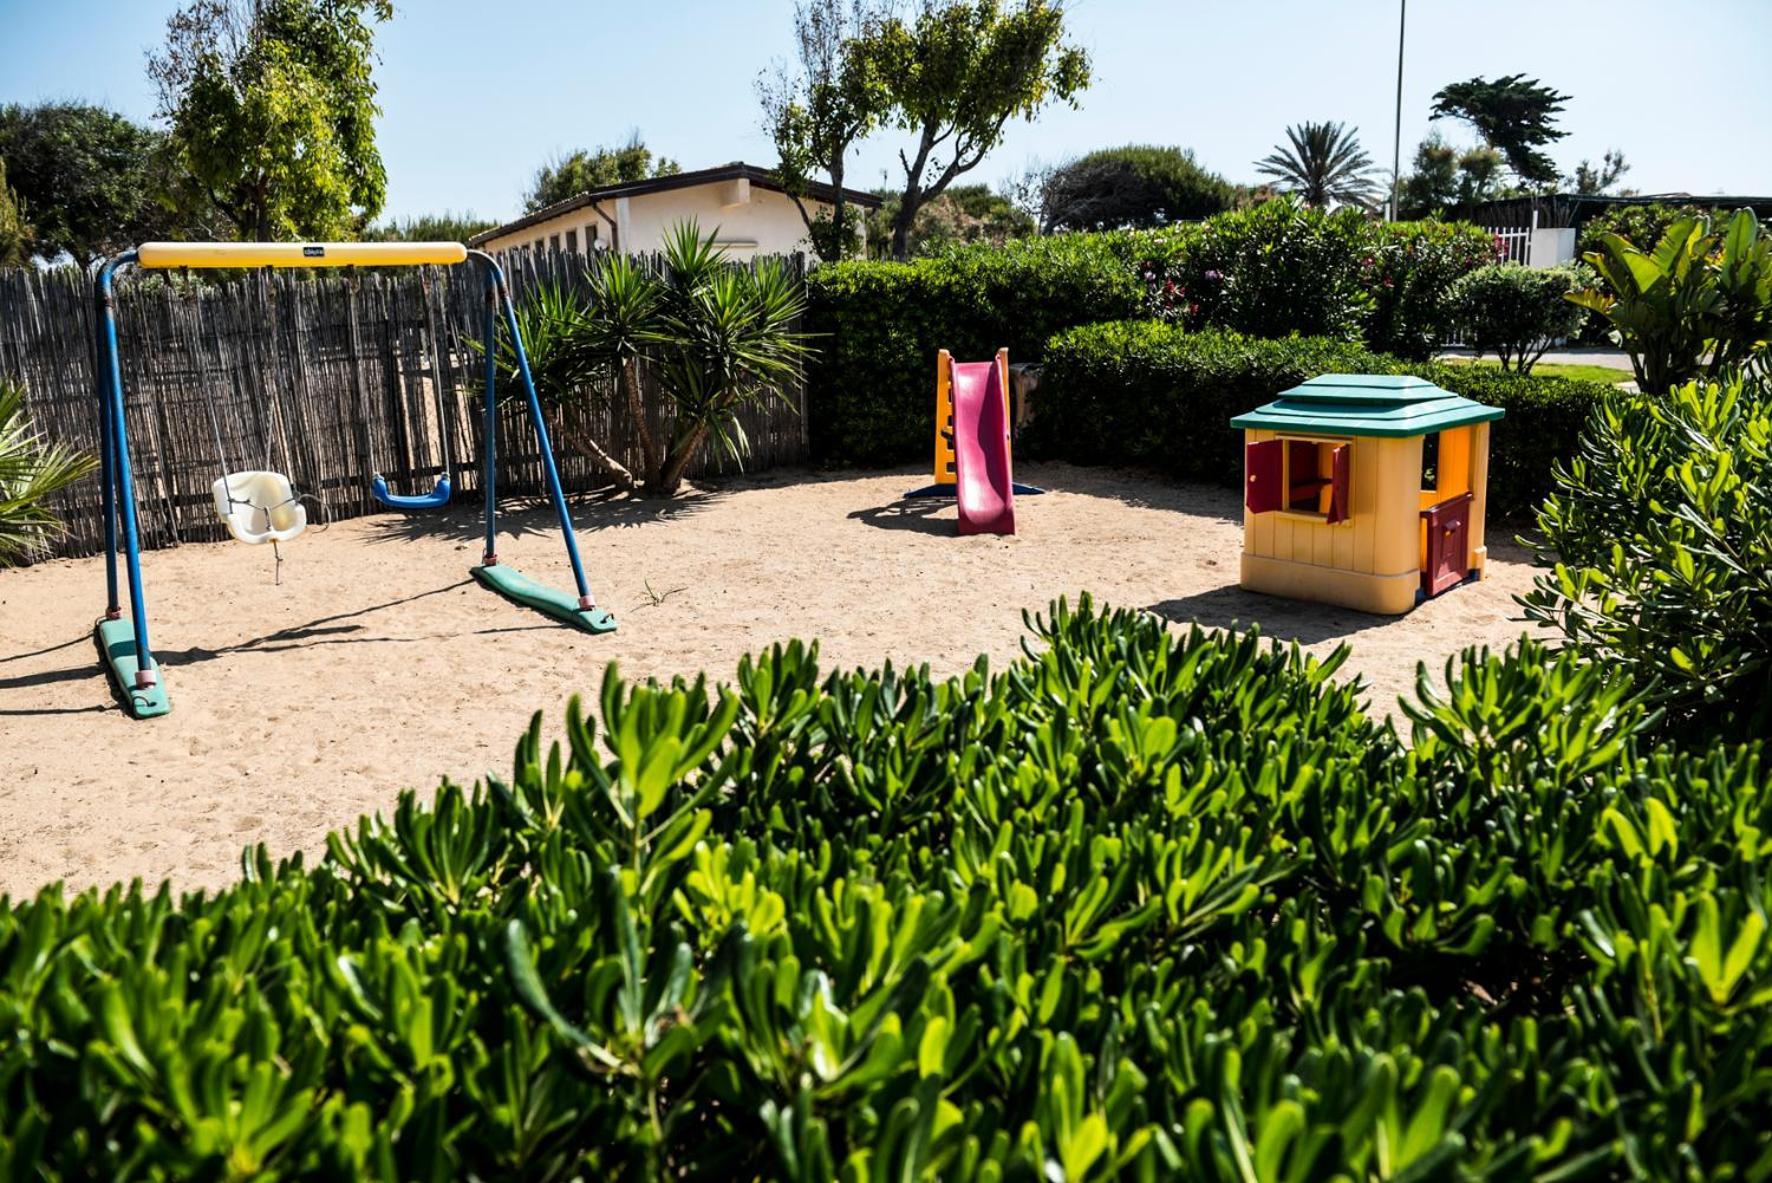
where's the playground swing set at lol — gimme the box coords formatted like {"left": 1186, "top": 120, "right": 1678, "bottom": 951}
{"left": 93, "top": 240, "right": 617, "bottom": 721}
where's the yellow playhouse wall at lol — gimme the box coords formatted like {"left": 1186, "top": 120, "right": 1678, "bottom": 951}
{"left": 1241, "top": 429, "right": 1424, "bottom": 615}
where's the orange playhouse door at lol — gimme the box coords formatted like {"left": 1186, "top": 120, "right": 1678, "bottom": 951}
{"left": 1420, "top": 492, "right": 1473, "bottom": 597}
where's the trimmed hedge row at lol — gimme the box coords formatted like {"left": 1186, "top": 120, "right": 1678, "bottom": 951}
{"left": 4, "top": 599, "right": 1769, "bottom": 1177}
{"left": 805, "top": 210, "right": 1500, "bottom": 467}
{"left": 805, "top": 232, "right": 1149, "bottom": 464}
{"left": 1028, "top": 320, "right": 1612, "bottom": 518}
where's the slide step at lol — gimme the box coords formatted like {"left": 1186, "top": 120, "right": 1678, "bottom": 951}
{"left": 95, "top": 617, "right": 171, "bottom": 719}
{"left": 472, "top": 564, "right": 617, "bottom": 635}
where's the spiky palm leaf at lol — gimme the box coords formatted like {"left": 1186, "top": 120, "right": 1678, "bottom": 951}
{"left": 0, "top": 379, "right": 97, "bottom": 564}
{"left": 1255, "top": 121, "right": 1380, "bottom": 210}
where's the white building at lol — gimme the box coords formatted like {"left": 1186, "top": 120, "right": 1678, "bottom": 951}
{"left": 469, "top": 162, "right": 879, "bottom": 260}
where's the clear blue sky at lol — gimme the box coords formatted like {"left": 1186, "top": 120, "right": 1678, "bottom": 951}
{"left": 4, "top": 0, "right": 1769, "bottom": 225}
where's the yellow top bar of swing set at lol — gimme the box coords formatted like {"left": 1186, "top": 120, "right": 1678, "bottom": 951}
{"left": 135, "top": 241, "right": 469, "bottom": 269}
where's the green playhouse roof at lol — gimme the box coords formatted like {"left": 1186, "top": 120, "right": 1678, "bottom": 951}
{"left": 1229, "top": 374, "right": 1505, "bottom": 438}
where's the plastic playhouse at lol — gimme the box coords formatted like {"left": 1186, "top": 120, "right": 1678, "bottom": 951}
{"left": 1230, "top": 374, "right": 1504, "bottom": 615}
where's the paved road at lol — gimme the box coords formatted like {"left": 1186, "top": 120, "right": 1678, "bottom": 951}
{"left": 1439, "top": 346, "right": 1636, "bottom": 372}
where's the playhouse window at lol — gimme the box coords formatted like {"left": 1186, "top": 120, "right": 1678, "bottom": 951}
{"left": 1245, "top": 436, "right": 1350, "bottom": 524}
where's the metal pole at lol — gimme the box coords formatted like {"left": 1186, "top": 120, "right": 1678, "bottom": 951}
{"left": 98, "top": 252, "right": 156, "bottom": 687}
{"left": 493, "top": 270, "right": 596, "bottom": 608}
{"left": 479, "top": 268, "right": 500, "bottom": 566}
{"left": 1390, "top": 0, "right": 1407, "bottom": 221}
{"left": 94, "top": 270, "right": 120, "bottom": 616}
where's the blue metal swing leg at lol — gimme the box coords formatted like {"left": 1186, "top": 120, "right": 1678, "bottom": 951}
{"left": 468, "top": 257, "right": 615, "bottom": 635}
{"left": 93, "top": 252, "right": 170, "bottom": 718}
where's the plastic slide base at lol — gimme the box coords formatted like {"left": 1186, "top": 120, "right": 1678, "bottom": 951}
{"left": 902, "top": 481, "right": 1046, "bottom": 499}
{"left": 372, "top": 473, "right": 453, "bottom": 511}
{"left": 472, "top": 564, "right": 617, "bottom": 635}
{"left": 95, "top": 617, "right": 171, "bottom": 719}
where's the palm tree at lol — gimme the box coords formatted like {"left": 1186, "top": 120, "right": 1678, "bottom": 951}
{"left": 0, "top": 379, "right": 97, "bottom": 564}
{"left": 1255, "top": 121, "right": 1381, "bottom": 210}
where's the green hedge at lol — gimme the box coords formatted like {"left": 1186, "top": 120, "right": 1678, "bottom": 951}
{"left": 805, "top": 207, "right": 1499, "bottom": 467}
{"left": 805, "top": 232, "right": 1149, "bottom": 464}
{"left": 1030, "top": 321, "right": 1610, "bottom": 518}
{"left": 5, "top": 599, "right": 1769, "bottom": 1177}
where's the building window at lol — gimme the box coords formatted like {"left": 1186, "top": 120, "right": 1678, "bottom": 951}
{"left": 550, "top": 234, "right": 561, "bottom": 252}
{"left": 565, "top": 228, "right": 578, "bottom": 254}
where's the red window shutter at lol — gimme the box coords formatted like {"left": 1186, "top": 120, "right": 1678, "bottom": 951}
{"left": 1245, "top": 439, "right": 1284, "bottom": 513}
{"left": 1327, "top": 443, "right": 1351, "bottom": 524}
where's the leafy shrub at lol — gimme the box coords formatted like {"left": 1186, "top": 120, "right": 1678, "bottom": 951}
{"left": 1039, "top": 144, "right": 1235, "bottom": 232}
{"left": 805, "top": 231, "right": 1149, "bottom": 463}
{"left": 1149, "top": 196, "right": 1373, "bottom": 339}
{"left": 1525, "top": 374, "right": 1772, "bottom": 740}
{"left": 1032, "top": 320, "right": 1608, "bottom": 517}
{"left": 1576, "top": 200, "right": 1711, "bottom": 267}
{"left": 1360, "top": 217, "right": 1499, "bottom": 359}
{"left": 1448, "top": 263, "right": 1590, "bottom": 372}
{"left": 5, "top": 597, "right": 1770, "bottom": 1178}
{"left": 805, "top": 208, "right": 1494, "bottom": 466}
{"left": 0, "top": 377, "right": 97, "bottom": 564}
{"left": 1570, "top": 208, "right": 1772, "bottom": 393}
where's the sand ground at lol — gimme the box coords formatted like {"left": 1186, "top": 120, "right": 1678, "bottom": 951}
{"left": 0, "top": 464, "right": 1544, "bottom": 898}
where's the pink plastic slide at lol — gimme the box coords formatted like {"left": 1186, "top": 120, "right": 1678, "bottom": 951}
{"left": 951, "top": 360, "right": 1016, "bottom": 536}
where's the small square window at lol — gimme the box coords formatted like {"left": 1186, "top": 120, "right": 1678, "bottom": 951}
{"left": 566, "top": 228, "right": 578, "bottom": 253}
{"left": 1246, "top": 436, "right": 1350, "bottom": 524}
{"left": 549, "top": 234, "right": 561, "bottom": 252}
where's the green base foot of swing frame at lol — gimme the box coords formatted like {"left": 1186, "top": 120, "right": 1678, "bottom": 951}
{"left": 472, "top": 565, "right": 618, "bottom": 635}
{"left": 95, "top": 617, "right": 171, "bottom": 719}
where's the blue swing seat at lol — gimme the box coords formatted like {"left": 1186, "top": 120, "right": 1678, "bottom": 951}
{"left": 371, "top": 472, "right": 452, "bottom": 510}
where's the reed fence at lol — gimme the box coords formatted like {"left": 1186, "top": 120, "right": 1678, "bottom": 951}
{"left": 0, "top": 248, "right": 810, "bottom": 560}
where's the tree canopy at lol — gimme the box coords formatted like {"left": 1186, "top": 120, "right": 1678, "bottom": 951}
{"left": 0, "top": 159, "right": 28, "bottom": 269}
{"left": 865, "top": 182, "right": 1033, "bottom": 256}
{"left": 1429, "top": 73, "right": 1570, "bottom": 187}
{"left": 0, "top": 103, "right": 176, "bottom": 264}
{"left": 1253, "top": 121, "right": 1379, "bottom": 210}
{"left": 1399, "top": 133, "right": 1503, "bottom": 216}
{"left": 760, "top": 0, "right": 890, "bottom": 261}
{"left": 149, "top": 0, "right": 393, "bottom": 241}
{"left": 365, "top": 211, "right": 497, "bottom": 243}
{"left": 524, "top": 137, "right": 680, "bottom": 213}
{"left": 1568, "top": 149, "right": 1631, "bottom": 196}
{"left": 873, "top": 0, "right": 1089, "bottom": 259}
{"left": 1039, "top": 144, "right": 1233, "bottom": 232}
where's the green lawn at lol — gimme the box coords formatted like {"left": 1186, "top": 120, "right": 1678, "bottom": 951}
{"left": 1439, "top": 356, "right": 1634, "bottom": 385}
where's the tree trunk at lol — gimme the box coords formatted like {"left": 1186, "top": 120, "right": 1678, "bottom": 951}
{"left": 652, "top": 422, "right": 710, "bottom": 497}
{"left": 553, "top": 408, "right": 637, "bottom": 490}
{"left": 620, "top": 356, "right": 660, "bottom": 485}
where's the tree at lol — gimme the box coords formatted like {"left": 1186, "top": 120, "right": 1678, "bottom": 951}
{"left": 1399, "top": 133, "right": 1503, "bottom": 216}
{"left": 523, "top": 135, "right": 679, "bottom": 213}
{"left": 478, "top": 222, "right": 812, "bottom": 498}
{"left": 1429, "top": 74, "right": 1570, "bottom": 188}
{"left": 0, "top": 160, "right": 28, "bottom": 269}
{"left": 365, "top": 211, "right": 496, "bottom": 242}
{"left": 874, "top": 0, "right": 1090, "bottom": 260}
{"left": 1568, "top": 149, "right": 1630, "bottom": 195}
{"left": 1254, "top": 121, "right": 1380, "bottom": 210}
{"left": 149, "top": 0, "right": 393, "bottom": 241}
{"left": 1038, "top": 144, "right": 1233, "bottom": 232}
{"left": 0, "top": 103, "right": 175, "bottom": 264}
{"left": 759, "top": 0, "right": 890, "bottom": 261}
{"left": 0, "top": 379, "right": 98, "bottom": 565}
{"left": 865, "top": 182, "right": 1034, "bottom": 255}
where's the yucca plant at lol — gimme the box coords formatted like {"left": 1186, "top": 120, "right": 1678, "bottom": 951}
{"left": 645, "top": 230, "right": 812, "bottom": 494}
{"left": 477, "top": 281, "right": 639, "bottom": 489}
{"left": 0, "top": 378, "right": 97, "bottom": 564}
{"left": 572, "top": 221, "right": 812, "bottom": 496}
